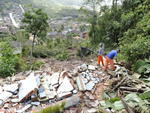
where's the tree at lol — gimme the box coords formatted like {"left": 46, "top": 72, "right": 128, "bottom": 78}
{"left": 22, "top": 8, "right": 49, "bottom": 56}
{"left": 82, "top": 0, "right": 103, "bottom": 44}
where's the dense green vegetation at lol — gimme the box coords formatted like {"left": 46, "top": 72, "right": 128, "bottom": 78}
{"left": 83, "top": 0, "right": 150, "bottom": 74}
{"left": 0, "top": 0, "right": 149, "bottom": 77}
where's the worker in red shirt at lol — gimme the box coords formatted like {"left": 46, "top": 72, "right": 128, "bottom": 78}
{"left": 104, "top": 49, "right": 120, "bottom": 71}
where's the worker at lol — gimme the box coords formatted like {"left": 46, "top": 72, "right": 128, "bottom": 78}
{"left": 98, "top": 43, "right": 105, "bottom": 66}
{"left": 104, "top": 49, "right": 120, "bottom": 71}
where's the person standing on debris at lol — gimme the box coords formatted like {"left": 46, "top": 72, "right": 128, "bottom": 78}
{"left": 104, "top": 49, "right": 120, "bottom": 71}
{"left": 98, "top": 43, "right": 105, "bottom": 66}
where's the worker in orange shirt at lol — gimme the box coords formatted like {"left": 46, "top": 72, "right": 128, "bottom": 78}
{"left": 98, "top": 43, "right": 105, "bottom": 66}
{"left": 104, "top": 49, "right": 120, "bottom": 71}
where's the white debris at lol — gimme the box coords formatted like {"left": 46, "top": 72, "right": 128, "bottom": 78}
{"left": 79, "top": 64, "right": 88, "bottom": 71}
{"left": 3, "top": 83, "right": 18, "bottom": 93}
{"left": 18, "top": 72, "right": 38, "bottom": 102}
{"left": 11, "top": 99, "right": 19, "bottom": 103}
{"left": 31, "top": 102, "right": 40, "bottom": 106}
{"left": 76, "top": 76, "right": 86, "bottom": 91}
{"left": 47, "top": 91, "right": 57, "bottom": 99}
{"left": 48, "top": 72, "right": 60, "bottom": 85}
{"left": 86, "top": 81, "right": 95, "bottom": 91}
{"left": 0, "top": 91, "right": 13, "bottom": 101}
{"left": 16, "top": 104, "right": 32, "bottom": 113}
{"left": 57, "top": 76, "right": 74, "bottom": 98}
{"left": 73, "top": 90, "right": 77, "bottom": 94}
{"left": 88, "top": 65, "right": 96, "bottom": 70}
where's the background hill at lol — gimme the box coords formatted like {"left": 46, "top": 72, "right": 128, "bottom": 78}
{"left": 0, "top": 0, "right": 83, "bottom": 17}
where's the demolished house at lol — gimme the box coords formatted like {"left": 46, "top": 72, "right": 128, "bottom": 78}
{"left": 0, "top": 63, "right": 149, "bottom": 113}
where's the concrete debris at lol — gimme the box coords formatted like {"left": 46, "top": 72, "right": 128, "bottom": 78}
{"left": 76, "top": 76, "right": 86, "bottom": 91}
{"left": 78, "top": 64, "right": 88, "bottom": 72}
{"left": 31, "top": 102, "right": 40, "bottom": 106}
{"left": 86, "top": 81, "right": 95, "bottom": 91}
{"left": 3, "top": 83, "right": 18, "bottom": 93}
{"left": 48, "top": 72, "right": 60, "bottom": 85}
{"left": 0, "top": 91, "right": 13, "bottom": 101}
{"left": 0, "top": 63, "right": 105, "bottom": 112}
{"left": 57, "top": 76, "right": 74, "bottom": 98}
{"left": 88, "top": 65, "right": 96, "bottom": 70}
{"left": 18, "top": 72, "right": 38, "bottom": 102}
{"left": 16, "top": 104, "right": 32, "bottom": 113}
{"left": 87, "top": 108, "right": 97, "bottom": 113}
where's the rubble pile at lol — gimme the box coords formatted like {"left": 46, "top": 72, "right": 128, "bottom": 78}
{"left": 1, "top": 63, "right": 147, "bottom": 113}
{"left": 0, "top": 64, "right": 107, "bottom": 113}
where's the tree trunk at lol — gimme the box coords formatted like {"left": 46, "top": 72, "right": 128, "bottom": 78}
{"left": 30, "top": 34, "right": 35, "bottom": 57}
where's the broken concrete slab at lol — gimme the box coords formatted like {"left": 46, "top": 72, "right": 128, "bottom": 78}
{"left": 38, "top": 86, "right": 46, "bottom": 99}
{"left": 46, "top": 91, "right": 57, "bottom": 99}
{"left": 86, "top": 81, "right": 95, "bottom": 91}
{"left": 3, "top": 83, "right": 18, "bottom": 93}
{"left": 31, "top": 102, "right": 40, "bottom": 106}
{"left": 78, "top": 64, "right": 88, "bottom": 72}
{"left": 57, "top": 76, "right": 74, "bottom": 98}
{"left": 16, "top": 104, "right": 32, "bottom": 113}
{"left": 18, "top": 72, "right": 38, "bottom": 102}
{"left": 0, "top": 91, "right": 13, "bottom": 101}
{"left": 88, "top": 65, "right": 96, "bottom": 70}
{"left": 57, "top": 92, "right": 72, "bottom": 99}
{"left": 48, "top": 72, "right": 60, "bottom": 85}
{"left": 11, "top": 99, "right": 19, "bottom": 103}
{"left": 76, "top": 76, "right": 86, "bottom": 91}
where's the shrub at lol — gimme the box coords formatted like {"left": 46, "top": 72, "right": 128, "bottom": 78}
{"left": 132, "top": 59, "right": 150, "bottom": 76}
{"left": 56, "top": 51, "right": 70, "bottom": 61}
{"left": 33, "top": 45, "right": 53, "bottom": 58}
{"left": 37, "top": 102, "right": 65, "bottom": 113}
{"left": 0, "top": 42, "right": 19, "bottom": 77}
{"left": 31, "top": 60, "right": 44, "bottom": 70}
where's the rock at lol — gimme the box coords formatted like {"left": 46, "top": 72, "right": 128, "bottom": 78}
{"left": 34, "top": 94, "right": 80, "bottom": 112}
{"left": 76, "top": 76, "right": 86, "bottom": 91}
{"left": 18, "top": 72, "right": 38, "bottom": 102}
{"left": 88, "top": 65, "right": 96, "bottom": 70}
{"left": 0, "top": 91, "right": 13, "bottom": 101}
{"left": 64, "top": 95, "right": 80, "bottom": 109}
{"left": 57, "top": 76, "right": 74, "bottom": 98}
{"left": 86, "top": 81, "right": 95, "bottom": 91}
